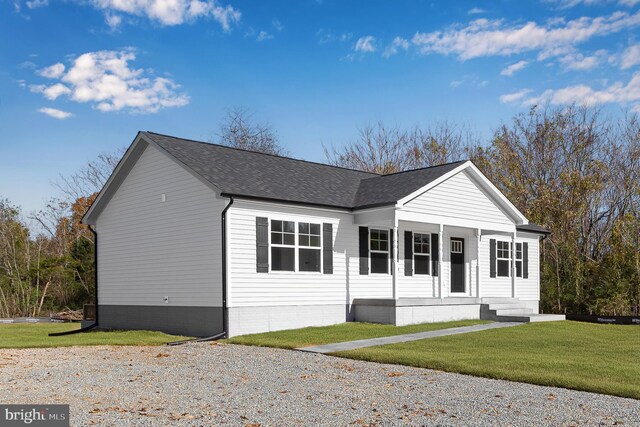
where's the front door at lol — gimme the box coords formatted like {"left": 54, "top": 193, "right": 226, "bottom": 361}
{"left": 450, "top": 238, "right": 465, "bottom": 293}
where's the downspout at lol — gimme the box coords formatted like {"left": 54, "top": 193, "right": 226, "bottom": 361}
{"left": 50, "top": 225, "right": 99, "bottom": 336}
{"left": 168, "top": 195, "right": 234, "bottom": 345}
{"left": 219, "top": 195, "right": 234, "bottom": 338}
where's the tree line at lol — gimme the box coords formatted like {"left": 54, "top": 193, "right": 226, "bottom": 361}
{"left": 1, "top": 105, "right": 638, "bottom": 317}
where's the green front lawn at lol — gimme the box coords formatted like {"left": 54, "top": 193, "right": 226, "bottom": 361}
{"left": 0, "top": 323, "right": 187, "bottom": 348}
{"left": 226, "top": 319, "right": 489, "bottom": 349}
{"left": 334, "top": 321, "right": 640, "bottom": 400}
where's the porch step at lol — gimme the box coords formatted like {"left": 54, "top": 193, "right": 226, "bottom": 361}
{"left": 492, "top": 314, "right": 566, "bottom": 323}
{"left": 494, "top": 308, "right": 535, "bottom": 316}
{"left": 487, "top": 303, "right": 529, "bottom": 310}
{"left": 481, "top": 297, "right": 519, "bottom": 304}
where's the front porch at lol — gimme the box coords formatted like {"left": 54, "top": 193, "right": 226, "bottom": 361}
{"left": 352, "top": 297, "right": 565, "bottom": 325}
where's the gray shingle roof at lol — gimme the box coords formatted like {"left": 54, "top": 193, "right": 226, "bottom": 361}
{"left": 516, "top": 223, "right": 551, "bottom": 235}
{"left": 144, "top": 131, "right": 467, "bottom": 210}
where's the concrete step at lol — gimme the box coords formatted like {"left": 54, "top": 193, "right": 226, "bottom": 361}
{"left": 494, "top": 308, "right": 535, "bottom": 316}
{"left": 481, "top": 297, "right": 519, "bottom": 303}
{"left": 488, "top": 303, "right": 529, "bottom": 310}
{"left": 527, "top": 314, "right": 566, "bottom": 322}
{"left": 494, "top": 314, "right": 566, "bottom": 323}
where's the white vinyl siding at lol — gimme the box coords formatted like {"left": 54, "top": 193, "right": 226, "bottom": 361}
{"left": 227, "top": 201, "right": 349, "bottom": 307}
{"left": 96, "top": 144, "right": 224, "bottom": 307}
{"left": 397, "top": 222, "right": 438, "bottom": 298}
{"left": 404, "top": 170, "right": 514, "bottom": 225}
{"left": 479, "top": 232, "right": 540, "bottom": 300}
{"left": 514, "top": 233, "right": 540, "bottom": 300}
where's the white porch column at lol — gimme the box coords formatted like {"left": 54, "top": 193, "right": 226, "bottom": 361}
{"left": 476, "top": 228, "right": 481, "bottom": 298}
{"left": 438, "top": 224, "right": 443, "bottom": 299}
{"left": 511, "top": 230, "right": 516, "bottom": 298}
{"left": 392, "top": 212, "right": 399, "bottom": 299}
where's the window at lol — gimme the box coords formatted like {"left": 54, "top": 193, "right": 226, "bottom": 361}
{"left": 451, "top": 240, "right": 463, "bottom": 253}
{"left": 299, "top": 222, "right": 321, "bottom": 272}
{"left": 271, "top": 220, "right": 295, "bottom": 271}
{"left": 496, "top": 241, "right": 510, "bottom": 277}
{"left": 413, "top": 233, "right": 430, "bottom": 275}
{"left": 370, "top": 229, "right": 389, "bottom": 274}
{"left": 515, "top": 242, "right": 523, "bottom": 278}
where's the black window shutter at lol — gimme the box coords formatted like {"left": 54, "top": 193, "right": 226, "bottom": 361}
{"left": 256, "top": 217, "right": 269, "bottom": 273}
{"left": 489, "top": 238, "right": 496, "bottom": 278}
{"left": 431, "top": 233, "right": 439, "bottom": 277}
{"left": 359, "top": 226, "right": 369, "bottom": 275}
{"left": 389, "top": 229, "right": 394, "bottom": 270}
{"left": 404, "top": 231, "right": 413, "bottom": 276}
{"left": 523, "top": 242, "right": 529, "bottom": 279}
{"left": 323, "top": 223, "right": 333, "bottom": 274}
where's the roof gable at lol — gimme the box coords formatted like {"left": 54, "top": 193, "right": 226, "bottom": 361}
{"left": 83, "top": 131, "right": 530, "bottom": 225}
{"left": 146, "top": 132, "right": 376, "bottom": 209}
{"left": 352, "top": 161, "right": 466, "bottom": 209}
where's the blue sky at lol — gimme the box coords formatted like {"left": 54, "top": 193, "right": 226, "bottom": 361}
{"left": 2, "top": 0, "right": 640, "bottom": 214}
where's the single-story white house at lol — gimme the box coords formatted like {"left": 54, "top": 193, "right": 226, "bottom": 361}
{"left": 83, "top": 131, "right": 562, "bottom": 338}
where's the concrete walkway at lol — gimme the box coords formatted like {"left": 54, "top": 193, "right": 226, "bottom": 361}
{"left": 296, "top": 322, "right": 522, "bottom": 354}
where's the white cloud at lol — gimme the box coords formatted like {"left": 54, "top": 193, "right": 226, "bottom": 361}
{"left": 316, "top": 29, "right": 352, "bottom": 44}
{"left": 105, "top": 13, "right": 122, "bottom": 29}
{"left": 382, "top": 37, "right": 410, "bottom": 58}
{"left": 411, "top": 10, "right": 640, "bottom": 60}
{"left": 89, "top": 0, "right": 240, "bottom": 29}
{"left": 25, "top": 0, "right": 47, "bottom": 8}
{"left": 272, "top": 18, "right": 283, "bottom": 31}
{"left": 30, "top": 49, "right": 189, "bottom": 114}
{"left": 558, "top": 49, "right": 607, "bottom": 70}
{"left": 38, "top": 62, "right": 65, "bottom": 78}
{"left": 500, "top": 60, "right": 528, "bottom": 76}
{"left": 30, "top": 83, "right": 72, "bottom": 100}
{"left": 354, "top": 35, "right": 376, "bottom": 53}
{"left": 18, "top": 61, "right": 36, "bottom": 69}
{"left": 500, "top": 88, "right": 533, "bottom": 103}
{"left": 621, "top": 44, "right": 640, "bottom": 69}
{"left": 468, "top": 7, "right": 486, "bottom": 14}
{"left": 256, "top": 31, "right": 273, "bottom": 42}
{"left": 450, "top": 74, "right": 489, "bottom": 88}
{"left": 523, "top": 72, "right": 640, "bottom": 109}
{"left": 38, "top": 107, "right": 73, "bottom": 119}
{"left": 547, "top": 0, "right": 640, "bottom": 7}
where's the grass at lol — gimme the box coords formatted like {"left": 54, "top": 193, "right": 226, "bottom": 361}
{"left": 0, "top": 323, "right": 187, "bottom": 349}
{"left": 226, "top": 319, "right": 489, "bottom": 349}
{"left": 333, "top": 321, "right": 640, "bottom": 400}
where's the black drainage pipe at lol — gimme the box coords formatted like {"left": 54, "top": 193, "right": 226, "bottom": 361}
{"left": 168, "top": 195, "right": 234, "bottom": 346}
{"left": 50, "top": 225, "right": 99, "bottom": 337}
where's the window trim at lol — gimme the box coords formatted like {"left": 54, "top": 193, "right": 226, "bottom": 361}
{"left": 413, "top": 232, "right": 431, "bottom": 276}
{"left": 369, "top": 228, "right": 390, "bottom": 275}
{"left": 515, "top": 242, "right": 523, "bottom": 278}
{"left": 496, "top": 240, "right": 511, "bottom": 277}
{"left": 268, "top": 218, "right": 323, "bottom": 274}
{"left": 298, "top": 222, "right": 322, "bottom": 272}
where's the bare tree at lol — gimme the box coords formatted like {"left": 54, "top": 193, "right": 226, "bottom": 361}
{"left": 324, "top": 121, "right": 475, "bottom": 174}
{"left": 54, "top": 149, "right": 123, "bottom": 203}
{"left": 217, "top": 107, "right": 287, "bottom": 155}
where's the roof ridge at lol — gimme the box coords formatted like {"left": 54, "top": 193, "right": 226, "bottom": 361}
{"left": 143, "top": 131, "right": 380, "bottom": 177}
{"left": 360, "top": 159, "right": 469, "bottom": 181}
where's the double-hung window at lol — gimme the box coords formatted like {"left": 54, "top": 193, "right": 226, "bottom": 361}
{"left": 496, "top": 241, "right": 510, "bottom": 277}
{"left": 299, "top": 222, "right": 321, "bottom": 272}
{"left": 271, "top": 220, "right": 295, "bottom": 271}
{"left": 370, "top": 229, "right": 389, "bottom": 274}
{"left": 515, "top": 242, "right": 523, "bottom": 278}
{"left": 413, "top": 233, "right": 431, "bottom": 275}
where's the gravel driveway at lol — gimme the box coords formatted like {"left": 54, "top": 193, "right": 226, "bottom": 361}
{"left": 0, "top": 343, "right": 637, "bottom": 426}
